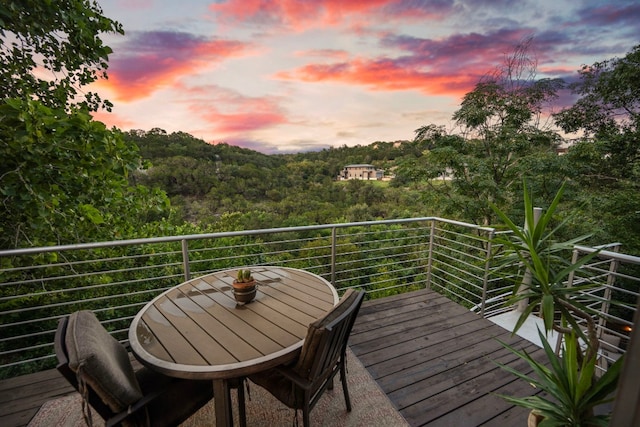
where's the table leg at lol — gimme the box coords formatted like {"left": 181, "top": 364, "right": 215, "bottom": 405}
{"left": 213, "top": 379, "right": 232, "bottom": 427}
{"left": 237, "top": 379, "right": 247, "bottom": 427}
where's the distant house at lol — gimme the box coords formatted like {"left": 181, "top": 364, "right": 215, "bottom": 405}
{"left": 338, "top": 164, "right": 386, "bottom": 181}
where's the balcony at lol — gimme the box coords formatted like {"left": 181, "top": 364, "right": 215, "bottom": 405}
{"left": 1, "top": 217, "right": 639, "bottom": 426}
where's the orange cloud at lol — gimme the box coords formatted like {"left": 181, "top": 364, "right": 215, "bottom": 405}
{"left": 91, "top": 109, "right": 137, "bottom": 130}
{"left": 274, "top": 28, "right": 555, "bottom": 98}
{"left": 293, "top": 49, "right": 351, "bottom": 60}
{"left": 208, "top": 0, "right": 448, "bottom": 30}
{"left": 183, "top": 86, "right": 289, "bottom": 134}
{"left": 97, "top": 32, "right": 251, "bottom": 101}
{"left": 202, "top": 110, "right": 288, "bottom": 133}
{"left": 276, "top": 58, "right": 479, "bottom": 97}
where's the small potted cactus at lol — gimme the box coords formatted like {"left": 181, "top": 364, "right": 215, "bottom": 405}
{"left": 232, "top": 269, "right": 257, "bottom": 303}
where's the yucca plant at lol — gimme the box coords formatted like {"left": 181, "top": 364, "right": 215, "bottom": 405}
{"left": 497, "top": 329, "right": 623, "bottom": 427}
{"left": 491, "top": 181, "right": 603, "bottom": 362}
{"left": 491, "top": 181, "right": 623, "bottom": 425}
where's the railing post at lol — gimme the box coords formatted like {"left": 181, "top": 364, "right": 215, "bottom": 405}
{"left": 426, "top": 220, "right": 436, "bottom": 290}
{"left": 598, "top": 245, "right": 620, "bottom": 340}
{"left": 480, "top": 230, "right": 495, "bottom": 318}
{"left": 181, "top": 239, "right": 191, "bottom": 282}
{"left": 331, "top": 227, "right": 337, "bottom": 287}
{"left": 567, "top": 247, "right": 580, "bottom": 287}
{"left": 555, "top": 247, "right": 581, "bottom": 354}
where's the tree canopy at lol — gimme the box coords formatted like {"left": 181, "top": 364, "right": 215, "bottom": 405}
{"left": 553, "top": 44, "right": 640, "bottom": 250}
{"left": 0, "top": 1, "right": 171, "bottom": 249}
{"left": 555, "top": 44, "right": 640, "bottom": 181}
{"left": 0, "top": 99, "right": 169, "bottom": 248}
{"left": 0, "top": 0, "right": 123, "bottom": 111}
{"left": 407, "top": 38, "right": 565, "bottom": 226}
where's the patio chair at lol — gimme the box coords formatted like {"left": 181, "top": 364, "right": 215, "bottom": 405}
{"left": 54, "top": 310, "right": 214, "bottom": 427}
{"left": 248, "top": 289, "right": 365, "bottom": 427}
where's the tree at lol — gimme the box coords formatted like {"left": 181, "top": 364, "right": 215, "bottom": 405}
{"left": 411, "top": 38, "right": 565, "bottom": 226}
{"left": 554, "top": 45, "right": 640, "bottom": 254}
{"left": 0, "top": 3, "right": 176, "bottom": 249}
{"left": 0, "top": 99, "right": 170, "bottom": 249}
{"left": 0, "top": 0, "right": 123, "bottom": 111}
{"left": 554, "top": 44, "right": 640, "bottom": 181}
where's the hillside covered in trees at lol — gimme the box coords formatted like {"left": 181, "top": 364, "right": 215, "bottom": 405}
{"left": 125, "top": 128, "right": 430, "bottom": 229}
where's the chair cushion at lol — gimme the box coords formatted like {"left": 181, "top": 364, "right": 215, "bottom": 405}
{"left": 65, "top": 310, "right": 143, "bottom": 413}
{"left": 294, "top": 289, "right": 357, "bottom": 379}
{"left": 250, "top": 289, "right": 361, "bottom": 407}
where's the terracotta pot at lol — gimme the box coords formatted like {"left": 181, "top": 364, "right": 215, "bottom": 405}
{"left": 527, "top": 411, "right": 544, "bottom": 427}
{"left": 232, "top": 280, "right": 257, "bottom": 303}
{"left": 232, "top": 279, "right": 256, "bottom": 290}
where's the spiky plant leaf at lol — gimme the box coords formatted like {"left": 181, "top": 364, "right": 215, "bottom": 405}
{"left": 495, "top": 330, "right": 622, "bottom": 426}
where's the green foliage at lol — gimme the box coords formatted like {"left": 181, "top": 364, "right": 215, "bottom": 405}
{"left": 407, "top": 39, "right": 564, "bottom": 227}
{"left": 490, "top": 182, "right": 604, "bottom": 360}
{"left": 492, "top": 183, "right": 624, "bottom": 425}
{"left": 124, "top": 130, "right": 430, "bottom": 228}
{"left": 0, "top": 99, "right": 170, "bottom": 248}
{"left": 497, "top": 330, "right": 623, "bottom": 427}
{"left": 555, "top": 45, "right": 640, "bottom": 144}
{"left": 0, "top": 0, "right": 123, "bottom": 111}
{"left": 0, "top": 1, "right": 169, "bottom": 249}
{"left": 553, "top": 44, "right": 640, "bottom": 256}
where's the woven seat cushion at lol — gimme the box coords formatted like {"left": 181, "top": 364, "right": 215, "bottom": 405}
{"left": 65, "top": 310, "right": 143, "bottom": 413}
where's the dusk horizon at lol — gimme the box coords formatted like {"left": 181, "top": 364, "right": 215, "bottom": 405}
{"left": 91, "top": 0, "right": 640, "bottom": 154}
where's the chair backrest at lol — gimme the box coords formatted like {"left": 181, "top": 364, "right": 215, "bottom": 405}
{"left": 55, "top": 315, "right": 113, "bottom": 420}
{"left": 54, "top": 311, "right": 144, "bottom": 423}
{"left": 294, "top": 289, "right": 365, "bottom": 382}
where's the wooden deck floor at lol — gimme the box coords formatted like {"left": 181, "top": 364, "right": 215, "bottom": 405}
{"left": 0, "top": 289, "right": 542, "bottom": 427}
{"left": 349, "top": 289, "right": 542, "bottom": 427}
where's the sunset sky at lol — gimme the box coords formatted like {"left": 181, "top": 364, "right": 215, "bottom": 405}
{"left": 91, "top": 0, "right": 640, "bottom": 154}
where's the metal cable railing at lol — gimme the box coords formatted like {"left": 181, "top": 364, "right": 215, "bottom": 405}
{"left": 1, "top": 217, "right": 638, "bottom": 379}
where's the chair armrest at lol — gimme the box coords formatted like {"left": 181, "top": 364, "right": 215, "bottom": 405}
{"left": 274, "top": 366, "right": 313, "bottom": 391}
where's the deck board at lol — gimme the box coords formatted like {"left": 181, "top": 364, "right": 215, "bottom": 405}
{"left": 1, "top": 288, "right": 539, "bottom": 427}
{"left": 350, "top": 288, "right": 536, "bottom": 426}
{"left": 0, "top": 369, "right": 74, "bottom": 427}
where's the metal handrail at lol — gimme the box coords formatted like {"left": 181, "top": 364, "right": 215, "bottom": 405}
{"left": 1, "top": 216, "right": 638, "bottom": 379}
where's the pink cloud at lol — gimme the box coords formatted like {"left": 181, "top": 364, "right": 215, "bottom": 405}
{"left": 182, "top": 85, "right": 289, "bottom": 134}
{"left": 293, "top": 49, "right": 350, "bottom": 60}
{"left": 276, "top": 58, "right": 477, "bottom": 97}
{"left": 91, "top": 109, "right": 137, "bottom": 130}
{"left": 97, "top": 31, "right": 251, "bottom": 101}
{"left": 538, "top": 65, "right": 578, "bottom": 76}
{"left": 202, "top": 110, "right": 288, "bottom": 133}
{"left": 274, "top": 28, "right": 554, "bottom": 98}
{"left": 208, "top": 0, "right": 451, "bottom": 30}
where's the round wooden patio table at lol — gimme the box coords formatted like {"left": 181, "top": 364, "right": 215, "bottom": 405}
{"left": 129, "top": 266, "right": 338, "bottom": 427}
